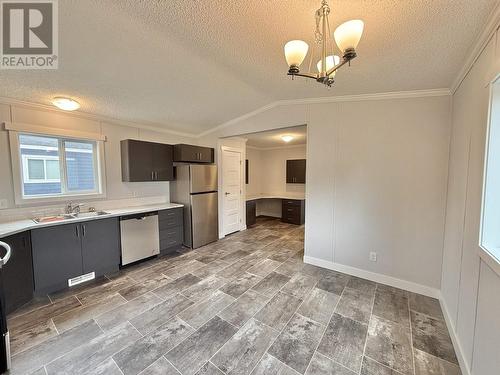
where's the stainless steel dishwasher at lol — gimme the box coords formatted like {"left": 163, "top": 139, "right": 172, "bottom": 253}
{"left": 120, "top": 212, "right": 159, "bottom": 266}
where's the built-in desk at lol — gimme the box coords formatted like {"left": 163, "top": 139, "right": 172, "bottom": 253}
{"left": 246, "top": 194, "right": 305, "bottom": 226}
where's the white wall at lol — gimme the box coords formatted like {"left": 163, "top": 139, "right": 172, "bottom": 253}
{"left": 198, "top": 94, "right": 451, "bottom": 292}
{"left": 440, "top": 32, "right": 500, "bottom": 375}
{"left": 0, "top": 102, "right": 194, "bottom": 220}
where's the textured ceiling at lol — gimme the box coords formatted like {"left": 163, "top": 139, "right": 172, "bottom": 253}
{"left": 0, "top": 0, "right": 497, "bottom": 134}
{"left": 245, "top": 125, "right": 307, "bottom": 148}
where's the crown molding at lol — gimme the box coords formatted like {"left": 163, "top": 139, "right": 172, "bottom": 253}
{"left": 247, "top": 143, "right": 307, "bottom": 151}
{"left": 451, "top": 2, "right": 500, "bottom": 94}
{"left": 197, "top": 88, "right": 451, "bottom": 138}
{"left": 0, "top": 96, "right": 196, "bottom": 139}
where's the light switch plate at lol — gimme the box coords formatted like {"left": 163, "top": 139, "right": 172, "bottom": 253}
{"left": 369, "top": 252, "right": 377, "bottom": 262}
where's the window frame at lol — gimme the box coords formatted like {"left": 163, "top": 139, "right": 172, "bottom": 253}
{"left": 479, "top": 75, "right": 500, "bottom": 276}
{"left": 22, "top": 155, "right": 61, "bottom": 183}
{"left": 10, "top": 131, "right": 107, "bottom": 205}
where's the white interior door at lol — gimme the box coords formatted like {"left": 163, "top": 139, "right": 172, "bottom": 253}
{"left": 222, "top": 149, "right": 242, "bottom": 235}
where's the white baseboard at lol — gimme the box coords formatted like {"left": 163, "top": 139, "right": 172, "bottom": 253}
{"left": 303, "top": 256, "right": 440, "bottom": 299}
{"left": 439, "top": 296, "right": 471, "bottom": 375}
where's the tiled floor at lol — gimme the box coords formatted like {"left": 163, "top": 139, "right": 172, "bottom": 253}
{"left": 8, "top": 217, "right": 461, "bottom": 375}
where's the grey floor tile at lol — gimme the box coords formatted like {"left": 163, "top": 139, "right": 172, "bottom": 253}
{"left": 252, "top": 272, "right": 291, "bottom": 297}
{"left": 365, "top": 315, "right": 413, "bottom": 375}
{"left": 305, "top": 352, "right": 356, "bottom": 375}
{"left": 139, "top": 357, "right": 181, "bottom": 375}
{"left": 220, "top": 273, "right": 262, "bottom": 298}
{"left": 254, "top": 292, "right": 303, "bottom": 331}
{"left": 315, "top": 271, "right": 349, "bottom": 296}
{"left": 346, "top": 277, "right": 377, "bottom": 295}
{"left": 194, "top": 362, "right": 224, "bottom": 375}
{"left": 335, "top": 287, "right": 374, "bottom": 324}
{"left": 164, "top": 260, "right": 207, "bottom": 279}
{"left": 76, "top": 276, "right": 136, "bottom": 305}
{"left": 280, "top": 273, "right": 317, "bottom": 300}
{"left": 317, "top": 313, "right": 368, "bottom": 373}
{"left": 45, "top": 322, "right": 141, "bottom": 375}
{"left": 361, "top": 356, "right": 403, "bottom": 374}
{"left": 250, "top": 353, "right": 285, "bottom": 375}
{"left": 218, "top": 289, "right": 270, "bottom": 327}
{"left": 95, "top": 292, "right": 162, "bottom": 331}
{"left": 409, "top": 293, "right": 444, "bottom": 320}
{"left": 411, "top": 311, "right": 458, "bottom": 365}
{"left": 297, "top": 288, "right": 339, "bottom": 325}
{"left": 212, "top": 318, "right": 279, "bottom": 375}
{"left": 8, "top": 296, "right": 52, "bottom": 319}
{"left": 192, "top": 260, "right": 231, "bottom": 278}
{"left": 53, "top": 293, "right": 127, "bottom": 333}
{"left": 274, "top": 260, "right": 304, "bottom": 277}
{"left": 11, "top": 320, "right": 102, "bottom": 375}
{"left": 119, "top": 273, "right": 172, "bottom": 301}
{"left": 114, "top": 316, "right": 194, "bottom": 375}
{"left": 414, "top": 349, "right": 461, "bottom": 375}
{"left": 247, "top": 259, "right": 283, "bottom": 277}
{"left": 182, "top": 275, "right": 228, "bottom": 302}
{"left": 152, "top": 274, "right": 202, "bottom": 300}
{"left": 268, "top": 314, "right": 324, "bottom": 374}
{"left": 221, "top": 250, "right": 252, "bottom": 264}
{"left": 87, "top": 358, "right": 123, "bottom": 375}
{"left": 372, "top": 288, "right": 410, "bottom": 327}
{"left": 179, "top": 290, "right": 235, "bottom": 328}
{"left": 165, "top": 316, "right": 238, "bottom": 375}
{"left": 217, "top": 258, "right": 257, "bottom": 279}
{"left": 130, "top": 293, "right": 194, "bottom": 335}
{"left": 29, "top": 368, "right": 47, "bottom": 375}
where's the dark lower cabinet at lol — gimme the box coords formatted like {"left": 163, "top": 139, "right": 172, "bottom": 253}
{"left": 282, "top": 199, "right": 305, "bottom": 225}
{"left": 81, "top": 218, "right": 120, "bottom": 276}
{"left": 1, "top": 231, "right": 34, "bottom": 315}
{"left": 246, "top": 200, "right": 257, "bottom": 227}
{"left": 32, "top": 218, "right": 120, "bottom": 295}
{"left": 159, "top": 208, "right": 184, "bottom": 254}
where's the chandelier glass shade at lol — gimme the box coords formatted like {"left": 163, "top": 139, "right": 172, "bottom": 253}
{"left": 284, "top": 0, "right": 364, "bottom": 87}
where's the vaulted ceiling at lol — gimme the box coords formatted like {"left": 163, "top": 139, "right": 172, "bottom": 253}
{"left": 0, "top": 0, "right": 497, "bottom": 134}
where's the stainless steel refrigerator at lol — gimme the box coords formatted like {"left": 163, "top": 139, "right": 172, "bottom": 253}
{"left": 171, "top": 164, "right": 218, "bottom": 249}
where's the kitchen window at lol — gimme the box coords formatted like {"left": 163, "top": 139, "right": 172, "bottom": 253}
{"left": 10, "top": 132, "right": 106, "bottom": 203}
{"left": 481, "top": 77, "right": 500, "bottom": 267}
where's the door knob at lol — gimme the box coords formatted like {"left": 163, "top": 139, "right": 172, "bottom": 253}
{"left": 225, "top": 192, "right": 230, "bottom": 195}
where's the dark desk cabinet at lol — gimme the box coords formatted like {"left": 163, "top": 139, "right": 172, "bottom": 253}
{"left": 159, "top": 208, "right": 184, "bottom": 254}
{"left": 286, "top": 159, "right": 306, "bottom": 184}
{"left": 246, "top": 200, "right": 257, "bottom": 227}
{"left": 1, "top": 231, "right": 34, "bottom": 315}
{"left": 32, "top": 218, "right": 120, "bottom": 294}
{"left": 173, "top": 144, "right": 214, "bottom": 163}
{"left": 282, "top": 199, "right": 305, "bottom": 225}
{"left": 121, "top": 139, "right": 174, "bottom": 182}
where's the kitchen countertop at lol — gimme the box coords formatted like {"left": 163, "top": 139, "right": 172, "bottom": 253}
{"left": 0, "top": 203, "right": 184, "bottom": 238}
{"left": 246, "top": 194, "right": 305, "bottom": 201}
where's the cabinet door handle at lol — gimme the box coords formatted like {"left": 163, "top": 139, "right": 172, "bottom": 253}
{"left": 82, "top": 224, "right": 86, "bottom": 237}
{"left": 76, "top": 225, "right": 80, "bottom": 238}
{"left": 22, "top": 236, "right": 26, "bottom": 248}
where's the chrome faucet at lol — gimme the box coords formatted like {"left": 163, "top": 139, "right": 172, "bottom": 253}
{"left": 65, "top": 202, "right": 84, "bottom": 215}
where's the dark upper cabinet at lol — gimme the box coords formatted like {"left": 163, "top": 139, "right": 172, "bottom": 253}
{"left": 32, "top": 223, "right": 83, "bottom": 294}
{"left": 286, "top": 159, "right": 306, "bottom": 184}
{"left": 1, "top": 231, "right": 34, "bottom": 315}
{"left": 121, "top": 139, "right": 174, "bottom": 182}
{"left": 31, "top": 218, "right": 121, "bottom": 295}
{"left": 81, "top": 218, "right": 120, "bottom": 276}
{"left": 173, "top": 144, "right": 214, "bottom": 163}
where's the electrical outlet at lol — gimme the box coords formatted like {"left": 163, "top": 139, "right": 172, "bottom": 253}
{"left": 369, "top": 252, "right": 377, "bottom": 262}
{"left": 0, "top": 199, "right": 8, "bottom": 209}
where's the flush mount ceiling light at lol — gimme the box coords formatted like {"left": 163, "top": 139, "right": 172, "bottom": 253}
{"left": 52, "top": 97, "right": 80, "bottom": 111}
{"left": 284, "top": 0, "right": 364, "bottom": 87}
{"left": 281, "top": 135, "right": 294, "bottom": 143}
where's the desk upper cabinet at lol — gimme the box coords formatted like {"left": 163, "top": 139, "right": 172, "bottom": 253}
{"left": 286, "top": 159, "right": 306, "bottom": 183}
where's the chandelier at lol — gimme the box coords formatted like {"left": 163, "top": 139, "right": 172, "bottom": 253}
{"left": 284, "top": 0, "right": 364, "bottom": 87}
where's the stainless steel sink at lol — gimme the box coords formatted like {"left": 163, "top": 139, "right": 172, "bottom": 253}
{"left": 73, "top": 211, "right": 110, "bottom": 218}
{"left": 33, "top": 211, "right": 110, "bottom": 223}
{"left": 33, "top": 214, "right": 76, "bottom": 224}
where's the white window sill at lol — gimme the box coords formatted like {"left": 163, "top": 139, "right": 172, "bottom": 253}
{"left": 15, "top": 192, "right": 106, "bottom": 207}
{"left": 478, "top": 244, "right": 500, "bottom": 277}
